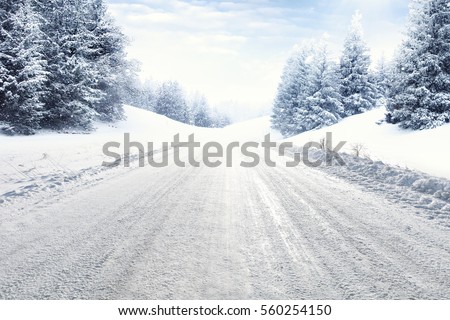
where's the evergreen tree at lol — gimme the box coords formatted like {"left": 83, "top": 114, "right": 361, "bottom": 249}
{"left": 295, "top": 46, "right": 343, "bottom": 132}
{"left": 272, "top": 44, "right": 346, "bottom": 137}
{"left": 339, "top": 11, "right": 377, "bottom": 116}
{"left": 34, "top": 0, "right": 98, "bottom": 130}
{"left": 120, "top": 75, "right": 157, "bottom": 111}
{"left": 210, "top": 110, "right": 231, "bottom": 128}
{"left": 137, "top": 79, "right": 156, "bottom": 111}
{"left": 155, "top": 81, "right": 189, "bottom": 123}
{"left": 191, "top": 94, "right": 213, "bottom": 128}
{"left": 271, "top": 47, "right": 312, "bottom": 137}
{"left": 374, "top": 55, "right": 393, "bottom": 99}
{"left": 83, "top": 0, "right": 129, "bottom": 122}
{"left": 0, "top": 0, "right": 49, "bottom": 134}
{"left": 387, "top": 0, "right": 450, "bottom": 129}
{"left": 0, "top": 0, "right": 22, "bottom": 130}
{"left": 0, "top": 0, "right": 133, "bottom": 134}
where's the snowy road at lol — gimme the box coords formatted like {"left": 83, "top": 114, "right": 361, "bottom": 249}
{"left": 0, "top": 149, "right": 449, "bottom": 299}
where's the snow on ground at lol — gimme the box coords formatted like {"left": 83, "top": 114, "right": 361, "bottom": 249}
{"left": 212, "top": 107, "right": 450, "bottom": 225}
{"left": 1, "top": 139, "right": 449, "bottom": 299}
{"left": 221, "top": 107, "right": 450, "bottom": 180}
{"left": 277, "top": 108, "right": 450, "bottom": 226}
{"left": 1, "top": 105, "right": 449, "bottom": 225}
{"left": 285, "top": 107, "right": 450, "bottom": 179}
{"left": 284, "top": 148, "right": 450, "bottom": 227}
{"left": 0, "top": 106, "right": 281, "bottom": 207}
{"left": 1, "top": 105, "right": 450, "bottom": 299}
{"left": 0, "top": 105, "right": 210, "bottom": 205}
{"left": 222, "top": 115, "right": 283, "bottom": 142}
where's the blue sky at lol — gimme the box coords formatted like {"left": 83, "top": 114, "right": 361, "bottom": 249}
{"left": 106, "top": 0, "right": 410, "bottom": 117}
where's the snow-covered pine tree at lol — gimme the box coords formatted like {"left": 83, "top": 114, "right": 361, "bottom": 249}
{"left": 0, "top": 0, "right": 49, "bottom": 134}
{"left": 374, "top": 55, "right": 393, "bottom": 99}
{"left": 121, "top": 76, "right": 156, "bottom": 111}
{"left": 271, "top": 47, "right": 313, "bottom": 137}
{"left": 339, "top": 11, "right": 377, "bottom": 117}
{"left": 33, "top": 0, "right": 97, "bottom": 130}
{"left": 387, "top": 0, "right": 450, "bottom": 130}
{"left": 9, "top": 1, "right": 48, "bottom": 133}
{"left": 0, "top": 0, "right": 22, "bottom": 131}
{"left": 295, "top": 45, "right": 343, "bottom": 132}
{"left": 155, "top": 81, "right": 189, "bottom": 123}
{"left": 138, "top": 79, "right": 157, "bottom": 111}
{"left": 210, "top": 110, "right": 231, "bottom": 128}
{"left": 83, "top": 0, "right": 130, "bottom": 122}
{"left": 30, "top": 0, "right": 130, "bottom": 130}
{"left": 1, "top": 0, "right": 133, "bottom": 133}
{"left": 191, "top": 94, "right": 213, "bottom": 128}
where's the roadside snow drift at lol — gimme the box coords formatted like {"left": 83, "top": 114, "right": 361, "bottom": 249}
{"left": 0, "top": 105, "right": 209, "bottom": 205}
{"left": 284, "top": 107, "right": 450, "bottom": 179}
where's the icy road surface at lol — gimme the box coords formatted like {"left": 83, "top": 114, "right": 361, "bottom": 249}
{"left": 0, "top": 150, "right": 449, "bottom": 299}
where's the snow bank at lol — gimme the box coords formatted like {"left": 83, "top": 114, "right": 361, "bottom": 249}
{"left": 0, "top": 105, "right": 209, "bottom": 205}
{"left": 272, "top": 109, "right": 450, "bottom": 225}
{"left": 281, "top": 147, "right": 450, "bottom": 227}
{"left": 285, "top": 107, "right": 450, "bottom": 179}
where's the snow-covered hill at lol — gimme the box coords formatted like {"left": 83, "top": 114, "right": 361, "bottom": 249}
{"left": 218, "top": 107, "right": 450, "bottom": 179}
{"left": 283, "top": 108, "right": 450, "bottom": 179}
{"left": 0, "top": 105, "right": 210, "bottom": 204}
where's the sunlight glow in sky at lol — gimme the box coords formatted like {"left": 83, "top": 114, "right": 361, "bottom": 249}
{"left": 106, "top": 0, "right": 409, "bottom": 118}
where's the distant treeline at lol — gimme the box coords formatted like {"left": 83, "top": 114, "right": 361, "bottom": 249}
{"left": 122, "top": 79, "right": 231, "bottom": 128}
